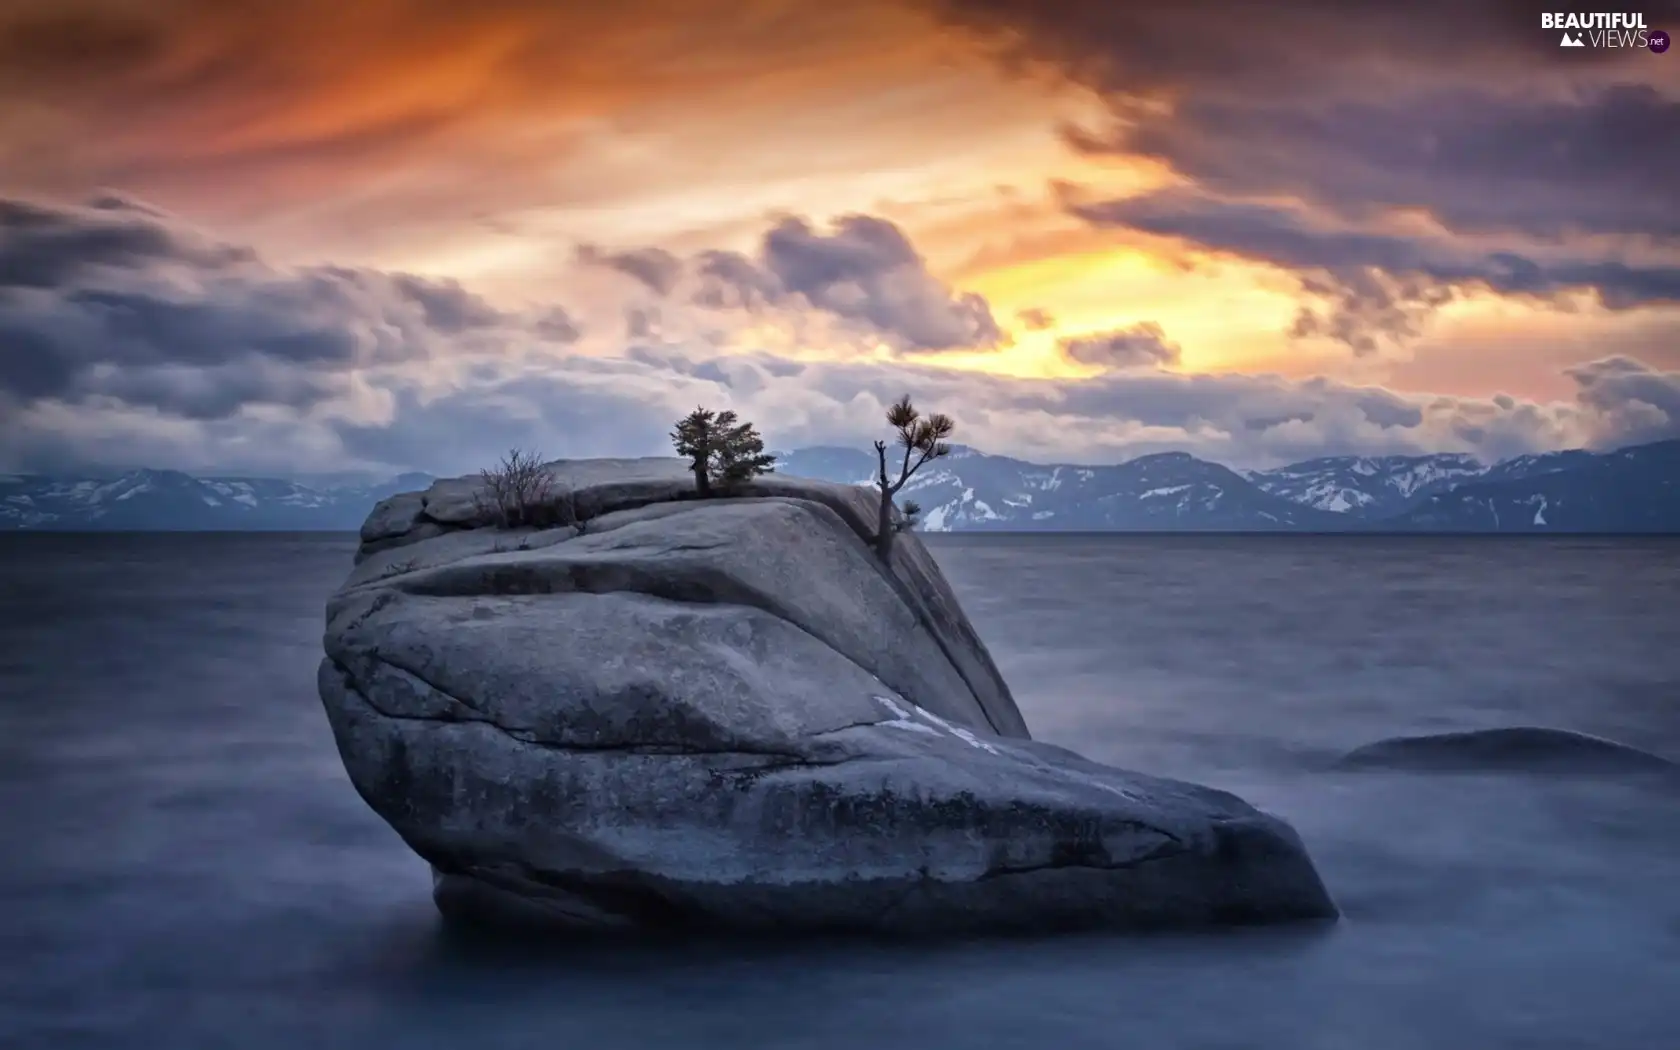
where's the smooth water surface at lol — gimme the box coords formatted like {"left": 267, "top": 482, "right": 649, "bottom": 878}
{"left": 2, "top": 533, "right": 1677, "bottom": 1049}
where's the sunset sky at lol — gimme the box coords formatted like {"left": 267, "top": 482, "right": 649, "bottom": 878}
{"left": 1, "top": 0, "right": 1677, "bottom": 477}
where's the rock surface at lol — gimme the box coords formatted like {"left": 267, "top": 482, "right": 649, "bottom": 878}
{"left": 1335, "top": 727, "right": 1677, "bottom": 774}
{"left": 320, "top": 459, "right": 1337, "bottom": 934}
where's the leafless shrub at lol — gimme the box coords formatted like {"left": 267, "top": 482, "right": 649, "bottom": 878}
{"left": 474, "top": 448, "right": 576, "bottom": 529}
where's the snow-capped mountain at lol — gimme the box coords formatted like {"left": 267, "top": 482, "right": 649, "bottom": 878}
{"left": 1473, "top": 448, "right": 1601, "bottom": 486}
{"left": 777, "top": 446, "right": 1342, "bottom": 531}
{"left": 1246, "top": 453, "right": 1486, "bottom": 518}
{"left": 0, "top": 469, "right": 434, "bottom": 530}
{"left": 5, "top": 439, "right": 1675, "bottom": 532}
{"left": 1385, "top": 440, "right": 1680, "bottom": 532}
{"left": 779, "top": 440, "right": 1680, "bottom": 533}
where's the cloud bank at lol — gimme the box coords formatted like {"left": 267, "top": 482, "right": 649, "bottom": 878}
{"left": 3, "top": 195, "right": 1675, "bottom": 479}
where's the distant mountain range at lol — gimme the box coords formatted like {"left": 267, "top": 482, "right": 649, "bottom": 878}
{"left": 774, "top": 439, "right": 1680, "bottom": 534}
{"left": 0, "top": 470, "right": 436, "bottom": 531}
{"left": 3, "top": 439, "right": 1676, "bottom": 533}
{"left": 779, "top": 447, "right": 1339, "bottom": 531}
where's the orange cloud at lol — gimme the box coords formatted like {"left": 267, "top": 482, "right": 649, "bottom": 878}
{"left": 0, "top": 1, "right": 949, "bottom": 195}
{"left": 1, "top": 0, "right": 1102, "bottom": 277}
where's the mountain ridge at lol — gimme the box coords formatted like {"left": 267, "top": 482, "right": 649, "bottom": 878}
{"left": 0, "top": 469, "right": 435, "bottom": 531}
{"left": 3, "top": 440, "right": 1676, "bottom": 533}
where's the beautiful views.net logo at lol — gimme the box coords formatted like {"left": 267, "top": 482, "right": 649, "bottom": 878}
{"left": 1541, "top": 11, "right": 1670, "bottom": 51}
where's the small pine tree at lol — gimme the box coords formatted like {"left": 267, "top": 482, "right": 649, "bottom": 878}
{"left": 714, "top": 415, "right": 777, "bottom": 489}
{"left": 670, "top": 407, "right": 777, "bottom": 496}
{"left": 671, "top": 407, "right": 719, "bottom": 497}
{"left": 873, "top": 395, "right": 953, "bottom": 559}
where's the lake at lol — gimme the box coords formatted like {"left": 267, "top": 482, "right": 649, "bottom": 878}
{"left": 2, "top": 533, "right": 1677, "bottom": 1049}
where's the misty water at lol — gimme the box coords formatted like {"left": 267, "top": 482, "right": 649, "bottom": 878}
{"left": 2, "top": 533, "right": 1678, "bottom": 1049}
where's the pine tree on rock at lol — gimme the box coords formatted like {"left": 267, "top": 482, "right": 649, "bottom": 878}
{"left": 671, "top": 408, "right": 719, "bottom": 497}
{"left": 671, "top": 407, "right": 776, "bottom": 497}
{"left": 873, "top": 394, "right": 954, "bottom": 560}
{"left": 714, "top": 415, "right": 777, "bottom": 489}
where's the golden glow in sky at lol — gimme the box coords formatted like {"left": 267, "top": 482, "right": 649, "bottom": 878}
{"left": 0, "top": 0, "right": 1675, "bottom": 472}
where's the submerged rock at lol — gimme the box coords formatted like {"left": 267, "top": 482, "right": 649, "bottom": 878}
{"left": 1335, "top": 727, "right": 1676, "bottom": 774}
{"left": 320, "top": 459, "right": 1336, "bottom": 934}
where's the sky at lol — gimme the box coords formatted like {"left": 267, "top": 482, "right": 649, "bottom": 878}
{"left": 1, "top": 0, "right": 1677, "bottom": 477}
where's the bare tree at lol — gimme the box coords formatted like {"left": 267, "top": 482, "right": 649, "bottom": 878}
{"left": 475, "top": 448, "right": 570, "bottom": 528}
{"left": 671, "top": 407, "right": 776, "bottom": 496}
{"left": 872, "top": 394, "right": 953, "bottom": 559}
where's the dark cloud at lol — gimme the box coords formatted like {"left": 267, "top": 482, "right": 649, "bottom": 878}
{"left": 0, "top": 194, "right": 253, "bottom": 287}
{"left": 691, "top": 214, "right": 1003, "bottom": 352}
{"left": 1073, "top": 189, "right": 1680, "bottom": 352}
{"left": 919, "top": 0, "right": 1678, "bottom": 98}
{"left": 763, "top": 214, "right": 918, "bottom": 289}
{"left": 1058, "top": 322, "right": 1180, "bottom": 370}
{"left": 389, "top": 273, "right": 508, "bottom": 332}
{"left": 1102, "top": 85, "right": 1680, "bottom": 242}
{"left": 576, "top": 244, "right": 685, "bottom": 296}
{"left": 0, "top": 194, "right": 572, "bottom": 420}
{"left": 78, "top": 361, "right": 346, "bottom": 421}
{"left": 694, "top": 249, "right": 782, "bottom": 310}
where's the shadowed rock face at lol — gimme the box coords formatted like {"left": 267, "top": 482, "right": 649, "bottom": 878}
{"left": 320, "top": 459, "right": 1337, "bottom": 934}
{"left": 1335, "top": 727, "right": 1677, "bottom": 774}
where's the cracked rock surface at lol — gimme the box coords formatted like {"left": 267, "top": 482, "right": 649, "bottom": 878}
{"left": 320, "top": 458, "right": 1336, "bottom": 934}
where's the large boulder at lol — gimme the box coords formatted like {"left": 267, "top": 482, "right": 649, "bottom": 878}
{"left": 321, "top": 459, "right": 1336, "bottom": 934}
{"left": 1335, "top": 727, "right": 1677, "bottom": 774}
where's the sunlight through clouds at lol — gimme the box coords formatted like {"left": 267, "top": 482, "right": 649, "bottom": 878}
{"left": 0, "top": 0, "right": 1675, "bottom": 473}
